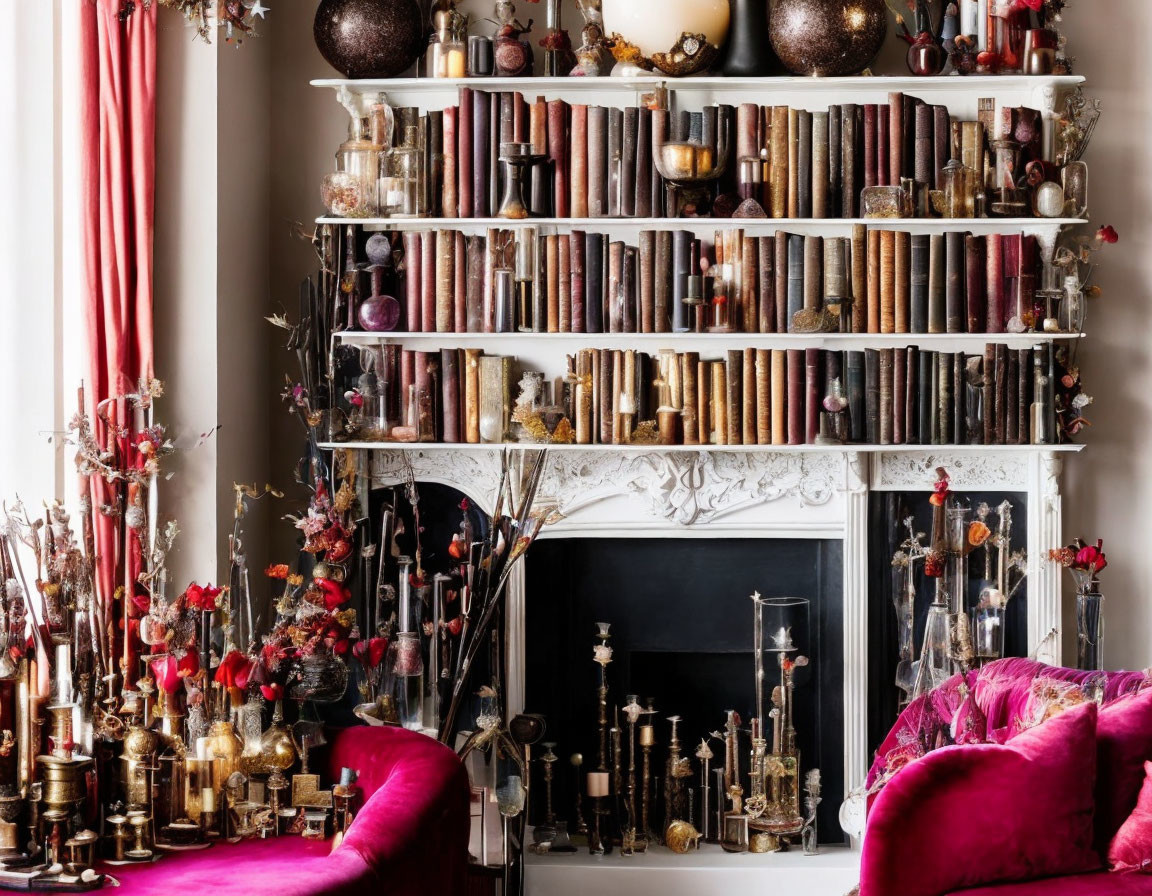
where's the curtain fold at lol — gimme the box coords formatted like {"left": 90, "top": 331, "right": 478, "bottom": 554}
{"left": 80, "top": 0, "right": 157, "bottom": 675}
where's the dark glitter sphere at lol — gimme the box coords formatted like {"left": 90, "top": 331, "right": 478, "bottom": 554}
{"left": 770, "top": 0, "right": 887, "bottom": 77}
{"left": 314, "top": 0, "right": 424, "bottom": 79}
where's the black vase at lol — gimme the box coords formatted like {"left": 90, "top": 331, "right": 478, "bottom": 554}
{"left": 313, "top": 0, "right": 424, "bottom": 79}
{"left": 721, "top": 0, "right": 780, "bottom": 76}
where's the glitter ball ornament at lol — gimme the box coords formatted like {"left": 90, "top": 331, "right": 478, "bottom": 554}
{"left": 314, "top": 0, "right": 424, "bottom": 79}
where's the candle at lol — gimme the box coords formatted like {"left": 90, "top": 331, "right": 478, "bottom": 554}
{"left": 660, "top": 143, "right": 699, "bottom": 179}
{"left": 586, "top": 771, "right": 610, "bottom": 798}
{"left": 639, "top": 725, "right": 655, "bottom": 748}
{"left": 446, "top": 47, "right": 467, "bottom": 78}
{"left": 196, "top": 736, "right": 211, "bottom": 761}
{"left": 201, "top": 787, "right": 216, "bottom": 813}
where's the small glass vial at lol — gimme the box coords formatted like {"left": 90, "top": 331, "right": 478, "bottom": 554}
{"left": 321, "top": 115, "right": 380, "bottom": 218}
{"left": 1061, "top": 274, "right": 1085, "bottom": 333}
{"left": 380, "top": 125, "right": 425, "bottom": 218}
{"left": 425, "top": 2, "right": 467, "bottom": 78}
{"left": 933, "top": 158, "right": 979, "bottom": 218}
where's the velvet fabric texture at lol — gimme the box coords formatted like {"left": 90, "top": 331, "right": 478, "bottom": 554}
{"left": 949, "top": 871, "right": 1152, "bottom": 895}
{"left": 1097, "top": 690, "right": 1152, "bottom": 851}
{"left": 859, "top": 703, "right": 1101, "bottom": 896}
{"left": 100, "top": 726, "right": 470, "bottom": 895}
{"left": 1109, "top": 761, "right": 1152, "bottom": 872}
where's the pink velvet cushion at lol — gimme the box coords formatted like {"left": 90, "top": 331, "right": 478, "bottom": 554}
{"left": 1110, "top": 761, "right": 1152, "bottom": 872}
{"left": 1097, "top": 689, "right": 1152, "bottom": 850}
{"left": 860, "top": 702, "right": 1101, "bottom": 896}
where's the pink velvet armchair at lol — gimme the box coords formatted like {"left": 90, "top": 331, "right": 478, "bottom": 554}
{"left": 101, "top": 726, "right": 470, "bottom": 896}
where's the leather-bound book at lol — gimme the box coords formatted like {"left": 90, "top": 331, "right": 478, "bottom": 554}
{"left": 570, "top": 231, "right": 586, "bottom": 332}
{"left": 920, "top": 350, "right": 935, "bottom": 446}
{"left": 894, "top": 231, "right": 910, "bottom": 333}
{"left": 443, "top": 105, "right": 458, "bottom": 218}
{"left": 725, "top": 349, "right": 743, "bottom": 445}
{"left": 454, "top": 231, "right": 467, "bottom": 331}
{"left": 742, "top": 347, "right": 757, "bottom": 444}
{"left": 812, "top": 111, "right": 830, "bottom": 218}
{"left": 548, "top": 99, "right": 569, "bottom": 218}
{"left": 421, "top": 351, "right": 442, "bottom": 441}
{"left": 482, "top": 227, "right": 499, "bottom": 332}
{"left": 933, "top": 105, "right": 950, "bottom": 189}
{"left": 787, "top": 234, "right": 804, "bottom": 331}
{"left": 863, "top": 104, "right": 878, "bottom": 190}
{"left": 805, "top": 347, "right": 821, "bottom": 444}
{"left": 775, "top": 231, "right": 789, "bottom": 333}
{"left": 758, "top": 236, "right": 775, "bottom": 333}
{"left": 742, "top": 236, "right": 758, "bottom": 333}
{"left": 1006, "top": 347, "right": 1019, "bottom": 444}
{"left": 607, "top": 107, "right": 624, "bottom": 217}
{"left": 903, "top": 96, "right": 918, "bottom": 180}
{"left": 545, "top": 234, "right": 560, "bottom": 332}
{"left": 985, "top": 232, "right": 1004, "bottom": 332}
{"left": 953, "top": 351, "right": 966, "bottom": 445}
{"left": 403, "top": 231, "right": 422, "bottom": 332}
{"left": 866, "top": 229, "right": 881, "bottom": 333}
{"left": 570, "top": 104, "right": 588, "bottom": 218}
{"left": 981, "top": 345, "right": 995, "bottom": 445}
{"left": 755, "top": 349, "right": 771, "bottom": 444}
{"left": 788, "top": 108, "right": 801, "bottom": 217}
{"left": 655, "top": 230, "right": 672, "bottom": 332}
{"left": 864, "top": 348, "right": 880, "bottom": 444}
{"left": 770, "top": 106, "right": 789, "bottom": 218}
{"left": 458, "top": 88, "right": 473, "bottom": 218}
{"left": 797, "top": 110, "right": 813, "bottom": 218}
{"left": 584, "top": 232, "right": 604, "bottom": 333}
{"left": 771, "top": 350, "right": 787, "bottom": 444}
{"left": 945, "top": 230, "right": 966, "bottom": 333}
{"left": 466, "top": 234, "right": 485, "bottom": 332}
{"left": 623, "top": 246, "right": 639, "bottom": 333}
{"left": 558, "top": 234, "right": 571, "bottom": 332}
{"left": 803, "top": 234, "right": 822, "bottom": 316}
{"left": 427, "top": 111, "right": 443, "bottom": 216}
{"left": 851, "top": 224, "right": 867, "bottom": 332}
{"left": 575, "top": 349, "right": 593, "bottom": 444}
{"left": 635, "top": 106, "right": 653, "bottom": 217}
{"left": 488, "top": 94, "right": 500, "bottom": 212}
{"left": 937, "top": 352, "right": 952, "bottom": 444}
{"left": 914, "top": 102, "right": 933, "bottom": 188}
{"left": 846, "top": 350, "right": 865, "bottom": 442}
{"left": 893, "top": 346, "right": 906, "bottom": 444}
{"left": 1017, "top": 348, "right": 1031, "bottom": 445}
{"left": 994, "top": 343, "right": 1008, "bottom": 445}
{"left": 876, "top": 109, "right": 890, "bottom": 187}
{"left": 737, "top": 103, "right": 759, "bottom": 167}
{"left": 421, "top": 232, "right": 437, "bottom": 333}
{"left": 606, "top": 240, "right": 624, "bottom": 333}
{"left": 965, "top": 235, "right": 987, "bottom": 333}
{"left": 441, "top": 349, "right": 461, "bottom": 443}
{"left": 589, "top": 348, "right": 601, "bottom": 442}
{"left": 672, "top": 230, "right": 692, "bottom": 332}
{"left": 927, "top": 233, "right": 946, "bottom": 333}
{"left": 879, "top": 229, "right": 896, "bottom": 334}
{"left": 620, "top": 106, "right": 638, "bottom": 217}
{"left": 828, "top": 105, "right": 842, "bottom": 216}
{"left": 841, "top": 103, "right": 858, "bottom": 218}
{"left": 787, "top": 349, "right": 804, "bottom": 445}
{"left": 879, "top": 348, "right": 894, "bottom": 445}
{"left": 650, "top": 107, "right": 667, "bottom": 217}
{"left": 910, "top": 234, "right": 929, "bottom": 333}
{"left": 712, "top": 360, "right": 729, "bottom": 445}
{"left": 682, "top": 352, "right": 700, "bottom": 444}
{"left": 610, "top": 350, "right": 623, "bottom": 443}
{"left": 435, "top": 230, "right": 454, "bottom": 332}
{"left": 587, "top": 106, "right": 608, "bottom": 218}
{"left": 824, "top": 237, "right": 846, "bottom": 311}
{"left": 598, "top": 348, "right": 613, "bottom": 443}
{"left": 697, "top": 359, "right": 711, "bottom": 444}
{"left": 1003, "top": 233, "right": 1022, "bottom": 325}
{"left": 638, "top": 231, "right": 656, "bottom": 333}
{"left": 904, "top": 345, "right": 919, "bottom": 444}
{"left": 464, "top": 348, "right": 481, "bottom": 443}
{"left": 529, "top": 97, "right": 549, "bottom": 214}
{"left": 471, "top": 90, "right": 489, "bottom": 218}
{"left": 1019, "top": 235, "right": 1039, "bottom": 327}
{"left": 887, "top": 92, "right": 904, "bottom": 188}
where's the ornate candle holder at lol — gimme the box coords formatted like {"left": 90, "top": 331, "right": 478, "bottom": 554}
{"left": 695, "top": 738, "right": 714, "bottom": 842}
{"left": 497, "top": 143, "right": 546, "bottom": 220}
{"left": 653, "top": 95, "right": 731, "bottom": 217}
{"left": 620, "top": 696, "right": 645, "bottom": 855}
{"left": 592, "top": 623, "right": 613, "bottom": 773}
{"left": 638, "top": 700, "right": 657, "bottom": 841}
{"left": 662, "top": 715, "right": 691, "bottom": 838}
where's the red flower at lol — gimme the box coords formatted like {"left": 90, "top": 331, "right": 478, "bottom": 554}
{"left": 447, "top": 617, "right": 463, "bottom": 637}
{"left": 448, "top": 534, "right": 467, "bottom": 559}
{"left": 353, "top": 636, "right": 389, "bottom": 669}
{"left": 215, "top": 650, "right": 253, "bottom": 691}
{"left": 315, "top": 577, "right": 352, "bottom": 611}
{"left": 184, "top": 582, "right": 224, "bottom": 612}
{"left": 1096, "top": 225, "right": 1119, "bottom": 244}
{"left": 1013, "top": 0, "right": 1042, "bottom": 10}
{"left": 929, "top": 468, "right": 951, "bottom": 507}
{"left": 151, "top": 656, "right": 181, "bottom": 694}
{"left": 1074, "top": 540, "right": 1107, "bottom": 574}
{"left": 131, "top": 591, "right": 152, "bottom": 616}
{"left": 260, "top": 682, "right": 284, "bottom": 702}
{"left": 179, "top": 651, "right": 200, "bottom": 679}
{"left": 265, "top": 564, "right": 290, "bottom": 580}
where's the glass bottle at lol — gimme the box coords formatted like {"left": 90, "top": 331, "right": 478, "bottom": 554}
{"left": 912, "top": 593, "right": 952, "bottom": 700}
{"left": 989, "top": 140, "right": 1025, "bottom": 216}
{"left": 425, "top": 2, "right": 468, "bottom": 78}
{"left": 1061, "top": 274, "right": 1085, "bottom": 333}
{"left": 380, "top": 125, "right": 424, "bottom": 218}
{"left": 257, "top": 700, "right": 298, "bottom": 775}
{"left": 1062, "top": 161, "right": 1088, "bottom": 218}
{"left": 208, "top": 718, "right": 243, "bottom": 797}
{"left": 987, "top": 0, "right": 1027, "bottom": 71}
{"left": 931, "top": 159, "right": 979, "bottom": 218}
{"left": 321, "top": 114, "right": 381, "bottom": 219}
{"left": 391, "top": 633, "right": 425, "bottom": 731}
{"left": 1076, "top": 590, "right": 1104, "bottom": 671}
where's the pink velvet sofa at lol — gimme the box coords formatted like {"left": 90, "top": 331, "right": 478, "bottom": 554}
{"left": 860, "top": 658, "right": 1152, "bottom": 896}
{"left": 100, "top": 726, "right": 470, "bottom": 895}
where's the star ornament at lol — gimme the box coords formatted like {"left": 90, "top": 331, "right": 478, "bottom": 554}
{"left": 249, "top": 0, "right": 270, "bottom": 17}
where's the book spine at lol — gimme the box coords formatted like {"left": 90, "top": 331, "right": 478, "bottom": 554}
{"left": 724, "top": 349, "right": 741, "bottom": 445}
{"left": 812, "top": 111, "right": 830, "bottom": 219}
{"left": 623, "top": 246, "right": 639, "bottom": 333}
{"left": 607, "top": 107, "right": 623, "bottom": 217}
{"left": 894, "top": 230, "right": 910, "bottom": 334}
{"left": 927, "top": 233, "right": 946, "bottom": 333}
{"left": 982, "top": 344, "right": 995, "bottom": 445}
{"left": 548, "top": 99, "right": 569, "bottom": 218}
{"left": 797, "top": 110, "right": 813, "bottom": 218}
{"left": 787, "top": 234, "right": 804, "bottom": 332}
{"left": 905, "top": 345, "right": 919, "bottom": 444}
{"left": 965, "top": 234, "right": 988, "bottom": 333}
{"left": 879, "top": 229, "right": 896, "bottom": 334}
{"left": 928, "top": 350, "right": 940, "bottom": 444}
{"left": 743, "top": 236, "right": 758, "bottom": 334}
{"left": 920, "top": 349, "right": 935, "bottom": 446}
{"left": 758, "top": 236, "right": 775, "bottom": 333}
{"left": 443, "top": 105, "right": 458, "bottom": 218}
{"left": 697, "top": 359, "right": 711, "bottom": 444}
{"left": 933, "top": 104, "right": 950, "bottom": 190}
{"left": 866, "top": 229, "right": 881, "bottom": 333}
{"left": 655, "top": 230, "right": 672, "bottom": 332}
{"left": 464, "top": 348, "right": 481, "bottom": 443}
{"left": 435, "top": 230, "right": 454, "bottom": 332}
{"left": 585, "top": 232, "right": 603, "bottom": 333}
{"left": 458, "top": 88, "right": 473, "bottom": 218}
{"left": 472, "top": 90, "right": 489, "bottom": 218}
{"left": 741, "top": 347, "right": 756, "bottom": 445}
{"left": 775, "top": 231, "right": 789, "bottom": 333}
{"left": 1006, "top": 347, "right": 1019, "bottom": 445}
{"left": 803, "top": 234, "right": 822, "bottom": 313}
{"left": 887, "top": 93, "right": 904, "bottom": 188}
{"left": 863, "top": 104, "right": 878, "bottom": 190}
{"left": 598, "top": 348, "right": 613, "bottom": 443}
{"left": 545, "top": 234, "right": 560, "bottom": 332}
{"left": 879, "top": 348, "right": 894, "bottom": 445}
{"left": 529, "top": 97, "right": 548, "bottom": 214}
{"left": 755, "top": 348, "right": 771, "bottom": 444}
{"left": 841, "top": 104, "right": 858, "bottom": 218}
{"left": 893, "top": 346, "right": 907, "bottom": 444}
{"left": 672, "top": 230, "right": 692, "bottom": 332}
{"left": 606, "top": 241, "right": 623, "bottom": 333}
{"left": 681, "top": 352, "right": 700, "bottom": 445}
{"left": 846, "top": 350, "right": 865, "bottom": 442}
{"left": 558, "top": 234, "right": 572, "bottom": 332}
{"left": 488, "top": 94, "right": 500, "bottom": 221}
{"left": 421, "top": 232, "right": 437, "bottom": 333}
{"left": 770, "top": 106, "right": 789, "bottom": 218}
{"left": 454, "top": 231, "right": 467, "bottom": 332}
{"left": 910, "top": 234, "right": 929, "bottom": 333}
{"left": 771, "top": 350, "right": 787, "bottom": 444}
{"left": 864, "top": 348, "right": 880, "bottom": 444}
{"left": 805, "top": 347, "right": 821, "bottom": 444}
{"left": 851, "top": 224, "right": 867, "bottom": 332}
{"left": 569, "top": 231, "right": 586, "bottom": 333}
{"left": 994, "top": 343, "right": 1008, "bottom": 445}
{"left": 828, "top": 105, "right": 842, "bottom": 217}
{"left": 570, "top": 104, "right": 588, "bottom": 218}
{"left": 938, "top": 352, "right": 953, "bottom": 444}
{"left": 441, "top": 348, "right": 460, "bottom": 443}
{"left": 712, "top": 360, "right": 728, "bottom": 445}
{"left": 466, "top": 234, "right": 485, "bottom": 332}
{"left": 574, "top": 349, "right": 592, "bottom": 444}
{"left": 787, "top": 109, "right": 801, "bottom": 218}
{"left": 403, "top": 231, "right": 422, "bottom": 332}
{"left": 945, "top": 230, "right": 966, "bottom": 333}
{"left": 1017, "top": 347, "right": 1030, "bottom": 445}
{"left": 588, "top": 106, "right": 608, "bottom": 218}
{"left": 620, "top": 106, "right": 639, "bottom": 218}
{"left": 953, "top": 350, "right": 966, "bottom": 445}
{"left": 914, "top": 102, "right": 933, "bottom": 188}
{"left": 787, "top": 349, "right": 804, "bottom": 445}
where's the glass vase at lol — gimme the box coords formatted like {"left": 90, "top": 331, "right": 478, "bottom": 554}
{"left": 1076, "top": 591, "right": 1104, "bottom": 671}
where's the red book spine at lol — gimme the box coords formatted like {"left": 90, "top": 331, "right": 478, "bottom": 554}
{"left": 454, "top": 231, "right": 467, "bottom": 332}
{"left": 458, "top": 88, "right": 472, "bottom": 219}
{"left": 965, "top": 234, "right": 987, "bottom": 334}
{"left": 787, "top": 349, "right": 804, "bottom": 445}
{"left": 559, "top": 235, "right": 572, "bottom": 332}
{"left": 420, "top": 231, "right": 436, "bottom": 333}
{"left": 986, "top": 233, "right": 1004, "bottom": 333}
{"left": 1003, "top": 234, "right": 1022, "bottom": 326}
{"left": 570, "top": 231, "right": 586, "bottom": 333}
{"left": 887, "top": 92, "right": 904, "bottom": 188}
{"left": 570, "top": 104, "right": 588, "bottom": 218}
{"left": 404, "top": 232, "right": 422, "bottom": 332}
{"left": 441, "top": 349, "right": 460, "bottom": 443}
{"left": 876, "top": 111, "right": 890, "bottom": 187}
{"left": 548, "top": 99, "right": 569, "bottom": 218}
{"left": 863, "top": 104, "right": 878, "bottom": 190}
{"left": 400, "top": 350, "right": 415, "bottom": 427}
{"left": 805, "top": 348, "right": 820, "bottom": 444}
{"left": 933, "top": 105, "right": 950, "bottom": 190}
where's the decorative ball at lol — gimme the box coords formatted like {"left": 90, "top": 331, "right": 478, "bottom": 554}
{"left": 313, "top": 0, "right": 424, "bottom": 79}
{"left": 770, "top": 0, "right": 887, "bottom": 77}
{"left": 358, "top": 295, "right": 401, "bottom": 332}
{"left": 365, "top": 232, "right": 391, "bottom": 266}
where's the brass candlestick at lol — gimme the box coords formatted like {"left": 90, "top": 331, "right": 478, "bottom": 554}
{"left": 696, "top": 738, "right": 714, "bottom": 842}
{"left": 621, "top": 695, "right": 645, "bottom": 855}
{"left": 638, "top": 700, "right": 657, "bottom": 841}
{"left": 663, "top": 715, "right": 691, "bottom": 835}
{"left": 592, "top": 623, "right": 612, "bottom": 772}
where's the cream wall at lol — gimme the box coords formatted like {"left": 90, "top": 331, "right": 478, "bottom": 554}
{"left": 156, "top": 2, "right": 1152, "bottom": 669}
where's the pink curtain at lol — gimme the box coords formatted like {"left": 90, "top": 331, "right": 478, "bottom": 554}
{"left": 79, "top": 0, "right": 157, "bottom": 671}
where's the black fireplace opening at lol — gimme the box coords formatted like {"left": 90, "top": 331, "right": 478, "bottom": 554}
{"left": 524, "top": 537, "right": 845, "bottom": 844}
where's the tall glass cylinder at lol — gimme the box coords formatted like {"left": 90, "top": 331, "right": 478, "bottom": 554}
{"left": 1076, "top": 591, "right": 1104, "bottom": 671}
{"left": 946, "top": 503, "right": 970, "bottom": 616}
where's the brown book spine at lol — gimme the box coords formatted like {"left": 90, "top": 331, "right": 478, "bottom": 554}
{"left": 994, "top": 343, "right": 1008, "bottom": 445}
{"left": 466, "top": 234, "right": 484, "bottom": 332}
{"left": 570, "top": 104, "right": 588, "bottom": 218}
{"left": 774, "top": 230, "right": 789, "bottom": 333}
{"left": 575, "top": 349, "right": 593, "bottom": 444}
{"left": 742, "top": 347, "right": 756, "bottom": 445}
{"left": 697, "top": 360, "right": 711, "bottom": 445}
{"left": 588, "top": 106, "right": 608, "bottom": 218}
{"left": 770, "top": 106, "right": 789, "bottom": 218}
{"left": 464, "top": 348, "right": 481, "bottom": 443}
{"left": 598, "top": 348, "right": 613, "bottom": 444}
{"left": 635, "top": 107, "right": 653, "bottom": 217}
{"left": 786, "top": 349, "right": 804, "bottom": 445}
{"left": 788, "top": 109, "right": 800, "bottom": 217}
{"left": 867, "top": 229, "right": 881, "bottom": 333}
{"left": 880, "top": 229, "right": 896, "bottom": 334}
{"left": 851, "top": 224, "right": 867, "bottom": 332}
{"left": 805, "top": 347, "right": 820, "bottom": 444}
{"left": 654, "top": 230, "right": 672, "bottom": 332}
{"left": 712, "top": 360, "right": 728, "bottom": 446}
{"left": 933, "top": 104, "right": 950, "bottom": 190}
{"left": 607, "top": 241, "right": 624, "bottom": 333}
{"left": 622, "top": 246, "right": 638, "bottom": 333}
{"left": 812, "top": 111, "right": 830, "bottom": 218}
{"left": 914, "top": 102, "right": 933, "bottom": 187}
{"left": 458, "top": 88, "right": 472, "bottom": 219}
{"left": 982, "top": 345, "right": 995, "bottom": 445}
{"left": 803, "top": 235, "right": 822, "bottom": 314}
{"left": 545, "top": 234, "right": 560, "bottom": 332}
{"left": 965, "top": 234, "right": 987, "bottom": 334}
{"left": 441, "top": 348, "right": 461, "bottom": 443}
{"left": 610, "top": 350, "right": 623, "bottom": 444}
{"left": 1006, "top": 347, "right": 1019, "bottom": 444}
{"left": 894, "top": 230, "right": 910, "bottom": 334}
{"left": 928, "top": 233, "right": 946, "bottom": 333}
{"left": 548, "top": 99, "right": 569, "bottom": 218}
{"left": 758, "top": 237, "right": 775, "bottom": 333}
{"left": 443, "top": 105, "right": 458, "bottom": 218}
{"left": 893, "top": 346, "right": 906, "bottom": 444}
{"left": 771, "top": 349, "right": 786, "bottom": 444}
{"left": 472, "top": 90, "right": 490, "bottom": 217}
{"left": 421, "top": 231, "right": 437, "bottom": 333}
{"left": 569, "top": 231, "right": 586, "bottom": 333}
{"left": 986, "top": 233, "right": 1004, "bottom": 333}
{"left": 404, "top": 231, "right": 422, "bottom": 332}
{"left": 725, "top": 350, "right": 742, "bottom": 445}
{"left": 742, "top": 236, "right": 758, "bottom": 333}
{"left": 879, "top": 348, "right": 894, "bottom": 445}
{"left": 937, "top": 352, "right": 952, "bottom": 444}
{"left": 558, "top": 235, "right": 572, "bottom": 332}
{"left": 876, "top": 109, "right": 890, "bottom": 187}
{"left": 1017, "top": 348, "right": 1030, "bottom": 445}
{"left": 887, "top": 93, "right": 904, "bottom": 190}
{"left": 842, "top": 104, "right": 858, "bottom": 218}
{"left": 682, "top": 352, "right": 700, "bottom": 444}
{"left": 454, "top": 231, "right": 467, "bottom": 332}
{"left": 863, "top": 104, "right": 878, "bottom": 190}
{"left": 640, "top": 231, "right": 656, "bottom": 333}
{"left": 754, "top": 349, "right": 771, "bottom": 444}
{"left": 945, "top": 230, "right": 966, "bottom": 333}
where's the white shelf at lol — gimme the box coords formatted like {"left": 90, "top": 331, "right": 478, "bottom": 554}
{"left": 317, "top": 216, "right": 1085, "bottom": 234}
{"left": 334, "top": 331, "right": 1084, "bottom": 351}
{"left": 321, "top": 441, "right": 1085, "bottom": 454}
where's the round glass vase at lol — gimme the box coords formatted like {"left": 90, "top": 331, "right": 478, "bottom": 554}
{"left": 1076, "top": 590, "right": 1104, "bottom": 671}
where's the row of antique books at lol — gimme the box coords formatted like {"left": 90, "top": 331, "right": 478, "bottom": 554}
{"left": 338, "top": 343, "right": 1059, "bottom": 447}
{"left": 362, "top": 226, "right": 1046, "bottom": 335}
{"left": 401, "top": 89, "right": 1040, "bottom": 220}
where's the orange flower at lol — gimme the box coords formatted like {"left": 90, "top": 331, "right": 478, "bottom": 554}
{"left": 265, "top": 564, "right": 290, "bottom": 579}
{"left": 968, "top": 521, "right": 992, "bottom": 548}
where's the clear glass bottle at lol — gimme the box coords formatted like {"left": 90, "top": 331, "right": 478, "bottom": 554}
{"left": 392, "top": 633, "right": 425, "bottom": 731}
{"left": 380, "top": 125, "right": 424, "bottom": 218}
{"left": 1061, "top": 274, "right": 1085, "bottom": 333}
{"left": 321, "top": 114, "right": 381, "bottom": 219}
{"left": 931, "top": 158, "right": 979, "bottom": 218}
{"left": 425, "top": 2, "right": 468, "bottom": 78}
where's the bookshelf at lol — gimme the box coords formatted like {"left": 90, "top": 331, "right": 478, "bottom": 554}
{"left": 320, "top": 441, "right": 1084, "bottom": 454}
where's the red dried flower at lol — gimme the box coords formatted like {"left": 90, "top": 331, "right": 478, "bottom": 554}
{"left": 1096, "top": 225, "right": 1119, "bottom": 244}
{"left": 184, "top": 582, "right": 224, "bottom": 612}
{"left": 215, "top": 650, "right": 253, "bottom": 690}
{"left": 260, "top": 682, "right": 284, "bottom": 702}
{"left": 315, "top": 577, "right": 352, "bottom": 611}
{"left": 1074, "top": 539, "right": 1107, "bottom": 574}
{"left": 265, "top": 564, "right": 290, "bottom": 579}
{"left": 353, "top": 636, "right": 389, "bottom": 669}
{"left": 447, "top": 617, "right": 463, "bottom": 637}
